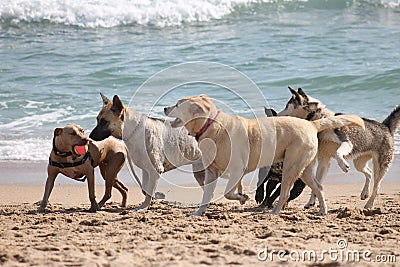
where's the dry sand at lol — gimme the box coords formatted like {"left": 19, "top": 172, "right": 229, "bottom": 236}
{"left": 0, "top": 159, "right": 399, "bottom": 266}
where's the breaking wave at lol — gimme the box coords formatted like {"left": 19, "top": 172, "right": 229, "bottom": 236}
{"left": 0, "top": 0, "right": 399, "bottom": 28}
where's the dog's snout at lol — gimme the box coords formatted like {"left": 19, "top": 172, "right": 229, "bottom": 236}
{"left": 164, "top": 107, "right": 167, "bottom": 112}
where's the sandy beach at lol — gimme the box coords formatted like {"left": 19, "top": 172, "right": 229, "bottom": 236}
{"left": 0, "top": 160, "right": 400, "bottom": 266}
{"left": 0, "top": 158, "right": 399, "bottom": 266}
{"left": 2, "top": 0, "right": 400, "bottom": 266}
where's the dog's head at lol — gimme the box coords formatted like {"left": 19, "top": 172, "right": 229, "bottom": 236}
{"left": 277, "top": 87, "right": 324, "bottom": 118}
{"left": 164, "top": 94, "right": 216, "bottom": 135}
{"left": 54, "top": 124, "right": 89, "bottom": 151}
{"left": 89, "top": 93, "right": 126, "bottom": 140}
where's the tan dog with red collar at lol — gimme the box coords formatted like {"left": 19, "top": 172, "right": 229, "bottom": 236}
{"left": 165, "top": 94, "right": 364, "bottom": 216}
{"left": 38, "top": 124, "right": 140, "bottom": 212}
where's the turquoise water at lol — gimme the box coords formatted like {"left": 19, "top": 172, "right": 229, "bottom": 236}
{"left": 0, "top": 0, "right": 399, "bottom": 161}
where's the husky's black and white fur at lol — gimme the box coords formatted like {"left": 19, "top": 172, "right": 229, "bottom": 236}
{"left": 279, "top": 87, "right": 400, "bottom": 209}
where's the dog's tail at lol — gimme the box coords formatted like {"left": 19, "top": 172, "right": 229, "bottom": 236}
{"left": 382, "top": 106, "right": 400, "bottom": 135}
{"left": 125, "top": 152, "right": 142, "bottom": 189}
{"left": 311, "top": 114, "right": 365, "bottom": 133}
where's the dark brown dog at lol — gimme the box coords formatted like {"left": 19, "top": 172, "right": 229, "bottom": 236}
{"left": 38, "top": 124, "right": 138, "bottom": 212}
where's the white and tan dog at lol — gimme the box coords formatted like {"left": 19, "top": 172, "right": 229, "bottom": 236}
{"left": 164, "top": 94, "right": 364, "bottom": 216}
{"left": 90, "top": 94, "right": 205, "bottom": 211}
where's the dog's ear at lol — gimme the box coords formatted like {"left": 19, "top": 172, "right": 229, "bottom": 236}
{"left": 297, "top": 88, "right": 308, "bottom": 101}
{"left": 288, "top": 86, "right": 301, "bottom": 100}
{"left": 100, "top": 92, "right": 111, "bottom": 105}
{"left": 191, "top": 102, "right": 209, "bottom": 115}
{"left": 308, "top": 102, "right": 319, "bottom": 111}
{"left": 199, "top": 94, "right": 213, "bottom": 103}
{"left": 54, "top": 128, "right": 63, "bottom": 137}
{"left": 111, "top": 95, "right": 124, "bottom": 115}
{"left": 264, "top": 107, "right": 277, "bottom": 117}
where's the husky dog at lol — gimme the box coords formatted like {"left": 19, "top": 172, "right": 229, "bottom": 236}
{"left": 255, "top": 108, "right": 306, "bottom": 208}
{"left": 278, "top": 87, "right": 400, "bottom": 209}
{"left": 90, "top": 94, "right": 205, "bottom": 211}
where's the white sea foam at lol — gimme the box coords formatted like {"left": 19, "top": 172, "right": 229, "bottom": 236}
{"left": 0, "top": 138, "right": 51, "bottom": 161}
{"left": 0, "top": 0, "right": 269, "bottom": 28}
{"left": 0, "top": 110, "right": 69, "bottom": 132}
{"left": 1, "top": 0, "right": 398, "bottom": 28}
{"left": 367, "top": 0, "right": 400, "bottom": 8}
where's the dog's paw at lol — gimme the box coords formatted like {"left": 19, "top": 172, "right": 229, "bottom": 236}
{"left": 89, "top": 203, "right": 100, "bottom": 213}
{"left": 37, "top": 206, "right": 46, "bottom": 213}
{"left": 316, "top": 210, "right": 327, "bottom": 216}
{"left": 266, "top": 210, "right": 279, "bottom": 216}
{"left": 257, "top": 202, "right": 269, "bottom": 210}
{"left": 98, "top": 201, "right": 106, "bottom": 208}
{"left": 304, "top": 202, "right": 315, "bottom": 209}
{"left": 255, "top": 189, "right": 264, "bottom": 204}
{"left": 239, "top": 193, "right": 249, "bottom": 205}
{"left": 187, "top": 210, "right": 204, "bottom": 216}
{"left": 134, "top": 207, "right": 148, "bottom": 212}
{"left": 364, "top": 202, "right": 374, "bottom": 209}
{"left": 360, "top": 191, "right": 369, "bottom": 200}
{"left": 338, "top": 160, "right": 350, "bottom": 173}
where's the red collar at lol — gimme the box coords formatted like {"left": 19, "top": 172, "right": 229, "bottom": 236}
{"left": 195, "top": 109, "right": 219, "bottom": 141}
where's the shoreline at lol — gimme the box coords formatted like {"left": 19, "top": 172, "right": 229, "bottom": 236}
{"left": 1, "top": 154, "right": 400, "bottom": 186}
{"left": 0, "top": 156, "right": 399, "bottom": 207}
{"left": 1, "top": 155, "right": 399, "bottom": 206}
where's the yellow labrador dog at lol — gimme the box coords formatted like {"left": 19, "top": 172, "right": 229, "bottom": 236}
{"left": 164, "top": 94, "right": 364, "bottom": 216}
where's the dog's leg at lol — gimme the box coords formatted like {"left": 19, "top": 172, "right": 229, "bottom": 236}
{"left": 98, "top": 164, "right": 111, "bottom": 208}
{"left": 267, "top": 179, "right": 306, "bottom": 210}
{"left": 98, "top": 174, "right": 114, "bottom": 209}
{"left": 305, "top": 156, "right": 330, "bottom": 208}
{"left": 260, "top": 179, "right": 279, "bottom": 208}
{"left": 188, "top": 168, "right": 218, "bottom": 216}
{"left": 287, "top": 179, "right": 306, "bottom": 203}
{"left": 335, "top": 141, "right": 352, "bottom": 173}
{"left": 135, "top": 170, "right": 159, "bottom": 211}
{"left": 268, "top": 176, "right": 297, "bottom": 215}
{"left": 237, "top": 178, "right": 243, "bottom": 194}
{"left": 86, "top": 170, "right": 100, "bottom": 212}
{"left": 98, "top": 153, "right": 125, "bottom": 208}
{"left": 38, "top": 168, "right": 58, "bottom": 212}
{"left": 364, "top": 155, "right": 389, "bottom": 209}
{"left": 192, "top": 159, "right": 205, "bottom": 187}
{"left": 301, "top": 164, "right": 327, "bottom": 215}
{"left": 268, "top": 152, "right": 308, "bottom": 215}
{"left": 224, "top": 176, "right": 249, "bottom": 205}
{"left": 113, "top": 179, "right": 128, "bottom": 207}
{"left": 255, "top": 167, "right": 269, "bottom": 204}
{"left": 354, "top": 156, "right": 373, "bottom": 200}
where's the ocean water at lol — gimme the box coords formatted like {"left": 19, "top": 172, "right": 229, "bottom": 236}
{"left": 0, "top": 0, "right": 400, "bottom": 162}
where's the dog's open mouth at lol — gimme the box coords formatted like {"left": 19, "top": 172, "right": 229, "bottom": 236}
{"left": 170, "top": 118, "right": 183, "bottom": 128}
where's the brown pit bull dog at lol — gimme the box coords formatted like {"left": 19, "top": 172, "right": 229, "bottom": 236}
{"left": 38, "top": 124, "right": 141, "bottom": 212}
